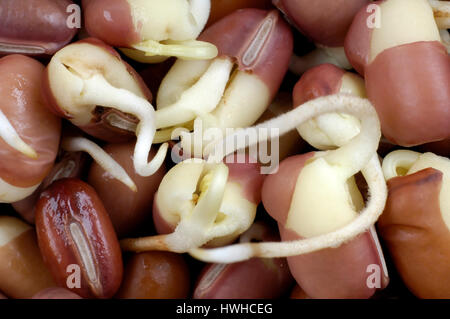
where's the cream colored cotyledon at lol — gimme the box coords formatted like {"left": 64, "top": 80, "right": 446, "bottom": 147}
{"left": 45, "top": 40, "right": 168, "bottom": 177}
{"left": 370, "top": 0, "right": 441, "bottom": 63}
{"left": 288, "top": 0, "right": 449, "bottom": 74}
{"left": 61, "top": 136, "right": 137, "bottom": 192}
{"left": 378, "top": 149, "right": 450, "bottom": 298}
{"left": 0, "top": 216, "right": 55, "bottom": 298}
{"left": 153, "top": 11, "right": 278, "bottom": 136}
{"left": 153, "top": 9, "right": 293, "bottom": 155}
{"left": 259, "top": 70, "right": 389, "bottom": 297}
{"left": 284, "top": 152, "right": 364, "bottom": 238}
{"left": 154, "top": 56, "right": 271, "bottom": 150}
{"left": 121, "top": 0, "right": 217, "bottom": 62}
{"left": 360, "top": 0, "right": 450, "bottom": 147}
{"left": 120, "top": 159, "right": 258, "bottom": 252}
{"left": 0, "top": 54, "right": 61, "bottom": 204}
{"left": 154, "top": 57, "right": 235, "bottom": 132}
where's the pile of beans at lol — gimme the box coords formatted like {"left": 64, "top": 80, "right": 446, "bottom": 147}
{"left": 0, "top": 0, "right": 448, "bottom": 299}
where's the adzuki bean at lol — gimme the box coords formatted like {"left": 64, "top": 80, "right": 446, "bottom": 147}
{"left": 35, "top": 178, "right": 123, "bottom": 299}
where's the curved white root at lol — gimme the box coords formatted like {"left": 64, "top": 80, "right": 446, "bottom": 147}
{"left": 189, "top": 155, "right": 387, "bottom": 263}
{"left": 0, "top": 109, "right": 37, "bottom": 159}
{"left": 289, "top": 46, "right": 352, "bottom": 75}
{"left": 62, "top": 136, "right": 137, "bottom": 192}
{"left": 429, "top": 0, "right": 450, "bottom": 29}
{"left": 206, "top": 94, "right": 381, "bottom": 180}
{"left": 191, "top": 94, "right": 385, "bottom": 262}
{"left": 381, "top": 150, "right": 421, "bottom": 180}
{"left": 120, "top": 163, "right": 229, "bottom": 253}
{"left": 80, "top": 73, "right": 168, "bottom": 177}
{"left": 131, "top": 39, "right": 218, "bottom": 61}
{"left": 155, "top": 58, "right": 233, "bottom": 129}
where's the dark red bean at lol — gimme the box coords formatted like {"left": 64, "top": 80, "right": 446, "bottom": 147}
{"left": 88, "top": 142, "right": 166, "bottom": 238}
{"left": 0, "top": 54, "right": 61, "bottom": 202}
{"left": 32, "top": 287, "right": 83, "bottom": 299}
{"left": 35, "top": 178, "right": 123, "bottom": 299}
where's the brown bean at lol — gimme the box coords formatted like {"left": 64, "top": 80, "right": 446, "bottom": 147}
{"left": 378, "top": 166, "right": 450, "bottom": 298}
{"left": 41, "top": 38, "right": 151, "bottom": 143}
{"left": 116, "top": 251, "right": 190, "bottom": 299}
{"left": 0, "top": 54, "right": 61, "bottom": 202}
{"left": 0, "top": 216, "right": 55, "bottom": 299}
{"left": 0, "top": 0, "right": 78, "bottom": 55}
{"left": 83, "top": 0, "right": 210, "bottom": 55}
{"left": 365, "top": 41, "right": 450, "bottom": 146}
{"left": 35, "top": 178, "right": 123, "bottom": 299}
{"left": 32, "top": 287, "right": 82, "bottom": 299}
{"left": 262, "top": 154, "right": 389, "bottom": 298}
{"left": 150, "top": 156, "right": 265, "bottom": 251}
{"left": 345, "top": 0, "right": 450, "bottom": 146}
{"left": 88, "top": 142, "right": 165, "bottom": 238}
{"left": 291, "top": 63, "right": 363, "bottom": 150}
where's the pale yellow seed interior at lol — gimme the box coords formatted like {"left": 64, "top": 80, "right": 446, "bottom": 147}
{"left": 285, "top": 156, "right": 363, "bottom": 238}
{"left": 370, "top": 0, "right": 440, "bottom": 62}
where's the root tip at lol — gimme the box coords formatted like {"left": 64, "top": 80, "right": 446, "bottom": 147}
{"left": 22, "top": 145, "right": 38, "bottom": 159}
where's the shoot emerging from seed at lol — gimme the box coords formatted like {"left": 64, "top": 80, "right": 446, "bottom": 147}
{"left": 190, "top": 94, "right": 388, "bottom": 263}
{"left": 62, "top": 136, "right": 137, "bottom": 192}
{"left": 120, "top": 162, "right": 229, "bottom": 252}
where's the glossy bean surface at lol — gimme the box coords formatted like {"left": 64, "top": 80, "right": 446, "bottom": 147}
{"left": 35, "top": 178, "right": 123, "bottom": 299}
